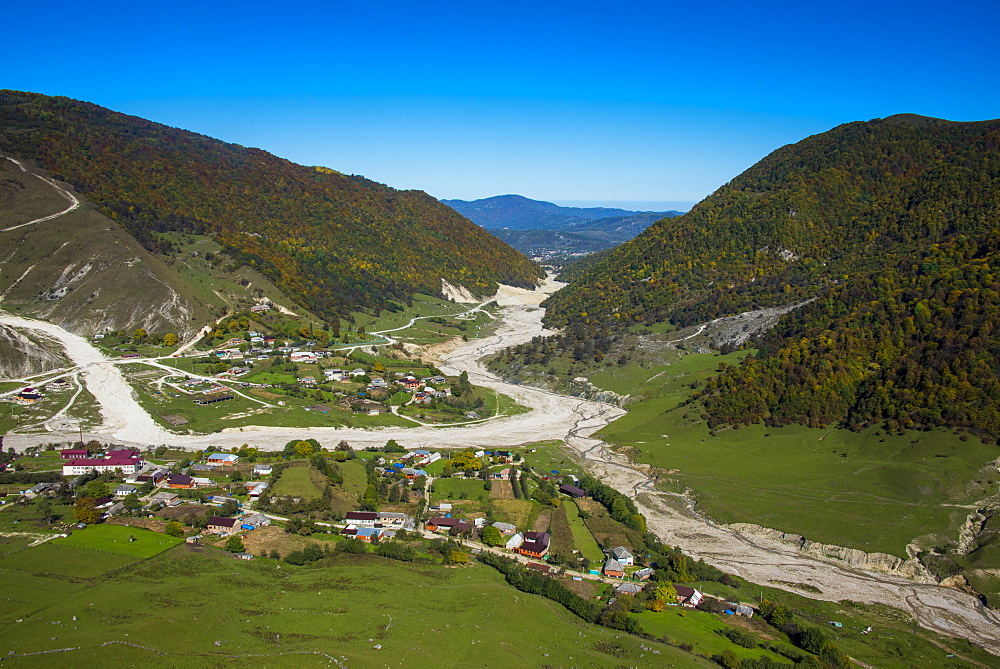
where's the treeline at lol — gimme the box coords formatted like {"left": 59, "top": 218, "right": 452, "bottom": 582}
{"left": 578, "top": 473, "right": 646, "bottom": 532}
{"left": 477, "top": 552, "right": 613, "bottom": 628}
{"left": 0, "top": 90, "right": 542, "bottom": 323}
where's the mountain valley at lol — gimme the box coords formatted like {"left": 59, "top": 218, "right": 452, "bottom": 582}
{"left": 2, "top": 95, "right": 1000, "bottom": 664}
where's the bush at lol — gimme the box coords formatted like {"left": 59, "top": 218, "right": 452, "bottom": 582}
{"left": 338, "top": 537, "right": 369, "bottom": 554}
{"left": 717, "top": 627, "right": 757, "bottom": 648}
{"left": 374, "top": 542, "right": 416, "bottom": 561}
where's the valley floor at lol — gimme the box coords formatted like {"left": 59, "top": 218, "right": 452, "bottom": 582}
{"left": 3, "top": 281, "right": 1000, "bottom": 654}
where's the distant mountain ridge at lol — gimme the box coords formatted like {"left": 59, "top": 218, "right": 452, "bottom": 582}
{"left": 441, "top": 194, "right": 680, "bottom": 230}
{"left": 442, "top": 194, "right": 682, "bottom": 256}
{"left": 0, "top": 90, "right": 542, "bottom": 325}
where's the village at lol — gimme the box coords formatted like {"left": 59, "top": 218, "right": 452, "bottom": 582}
{"left": 0, "top": 438, "right": 758, "bottom": 622}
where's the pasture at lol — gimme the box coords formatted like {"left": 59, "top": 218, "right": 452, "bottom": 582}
{"left": 270, "top": 465, "right": 326, "bottom": 501}
{"left": 595, "top": 351, "right": 1000, "bottom": 557}
{"left": 431, "top": 477, "right": 489, "bottom": 503}
{"left": 0, "top": 542, "right": 136, "bottom": 577}
{"left": 53, "top": 524, "right": 184, "bottom": 558}
{"left": 566, "top": 500, "right": 605, "bottom": 562}
{"left": 634, "top": 608, "right": 795, "bottom": 665}
{"left": 0, "top": 545, "right": 704, "bottom": 667}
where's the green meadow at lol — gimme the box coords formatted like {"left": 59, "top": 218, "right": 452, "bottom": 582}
{"left": 270, "top": 465, "right": 326, "bottom": 501}
{"left": 0, "top": 545, "right": 705, "bottom": 667}
{"left": 53, "top": 524, "right": 185, "bottom": 558}
{"left": 595, "top": 351, "right": 1000, "bottom": 558}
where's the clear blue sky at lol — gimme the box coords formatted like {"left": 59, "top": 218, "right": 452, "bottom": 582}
{"left": 6, "top": 0, "right": 998, "bottom": 208}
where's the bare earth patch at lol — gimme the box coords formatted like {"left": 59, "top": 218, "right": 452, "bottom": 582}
{"left": 489, "top": 481, "right": 514, "bottom": 499}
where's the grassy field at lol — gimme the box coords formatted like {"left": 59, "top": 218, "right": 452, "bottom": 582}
{"left": 0, "top": 499, "right": 76, "bottom": 533}
{"left": 271, "top": 465, "right": 326, "bottom": 501}
{"left": 689, "top": 578, "right": 994, "bottom": 668}
{"left": 431, "top": 478, "right": 490, "bottom": 503}
{"left": 489, "top": 499, "right": 534, "bottom": 529}
{"left": 566, "top": 499, "right": 605, "bottom": 562}
{"left": 0, "top": 545, "right": 706, "bottom": 666}
{"left": 338, "top": 459, "right": 369, "bottom": 499}
{"left": 242, "top": 371, "right": 298, "bottom": 385}
{"left": 347, "top": 293, "right": 470, "bottom": 333}
{"left": 8, "top": 449, "right": 64, "bottom": 472}
{"left": 0, "top": 542, "right": 138, "bottom": 577}
{"left": 53, "top": 524, "right": 185, "bottom": 558}
{"left": 578, "top": 498, "right": 643, "bottom": 550}
{"left": 634, "top": 608, "right": 795, "bottom": 664}
{"left": 595, "top": 350, "right": 1000, "bottom": 558}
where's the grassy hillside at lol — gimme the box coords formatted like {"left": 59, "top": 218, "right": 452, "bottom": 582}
{"left": 0, "top": 90, "right": 543, "bottom": 325}
{"left": 0, "top": 544, "right": 704, "bottom": 666}
{"left": 0, "top": 157, "right": 212, "bottom": 338}
{"left": 541, "top": 114, "right": 1000, "bottom": 438}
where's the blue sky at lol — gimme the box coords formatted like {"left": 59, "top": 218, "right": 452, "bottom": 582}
{"left": 6, "top": 1, "right": 998, "bottom": 207}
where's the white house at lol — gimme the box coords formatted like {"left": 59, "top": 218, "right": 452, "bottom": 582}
{"left": 63, "top": 456, "right": 143, "bottom": 476}
{"left": 345, "top": 511, "right": 378, "bottom": 527}
{"left": 253, "top": 463, "right": 273, "bottom": 476}
{"left": 492, "top": 521, "right": 517, "bottom": 535}
{"left": 610, "top": 545, "right": 635, "bottom": 566}
{"left": 378, "top": 511, "right": 411, "bottom": 527}
{"left": 114, "top": 484, "right": 137, "bottom": 498}
{"left": 505, "top": 533, "right": 524, "bottom": 551}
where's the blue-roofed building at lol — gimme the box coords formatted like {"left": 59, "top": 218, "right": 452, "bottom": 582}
{"left": 355, "top": 527, "right": 385, "bottom": 543}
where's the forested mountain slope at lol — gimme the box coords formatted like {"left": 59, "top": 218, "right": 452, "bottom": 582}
{"left": 0, "top": 91, "right": 542, "bottom": 323}
{"left": 543, "top": 114, "right": 1000, "bottom": 437}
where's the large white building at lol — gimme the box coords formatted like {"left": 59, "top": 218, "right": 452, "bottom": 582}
{"left": 62, "top": 456, "right": 144, "bottom": 476}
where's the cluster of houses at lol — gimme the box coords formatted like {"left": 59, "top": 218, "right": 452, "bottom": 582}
{"left": 341, "top": 510, "right": 415, "bottom": 542}
{"left": 9, "top": 379, "right": 73, "bottom": 406}
{"left": 2, "top": 379, "right": 72, "bottom": 407}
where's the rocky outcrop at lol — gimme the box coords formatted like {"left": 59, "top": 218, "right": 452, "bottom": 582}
{"left": 0, "top": 323, "right": 67, "bottom": 376}
{"left": 499, "top": 370, "right": 628, "bottom": 406}
{"left": 725, "top": 522, "right": 934, "bottom": 581}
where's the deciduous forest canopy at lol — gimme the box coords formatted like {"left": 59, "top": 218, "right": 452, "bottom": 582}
{"left": 543, "top": 114, "right": 1000, "bottom": 438}
{"left": 0, "top": 90, "right": 543, "bottom": 322}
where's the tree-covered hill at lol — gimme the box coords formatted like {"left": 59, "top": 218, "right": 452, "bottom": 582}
{"left": 0, "top": 91, "right": 542, "bottom": 322}
{"left": 542, "top": 114, "right": 1000, "bottom": 437}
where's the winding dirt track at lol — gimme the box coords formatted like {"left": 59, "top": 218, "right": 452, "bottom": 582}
{"left": 3, "top": 282, "right": 1000, "bottom": 652}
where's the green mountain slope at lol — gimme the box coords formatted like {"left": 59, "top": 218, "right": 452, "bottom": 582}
{"left": 543, "top": 114, "right": 1000, "bottom": 437}
{"left": 0, "top": 91, "right": 542, "bottom": 323}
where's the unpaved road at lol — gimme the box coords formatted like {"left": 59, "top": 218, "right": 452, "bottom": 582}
{"left": 1, "top": 157, "right": 80, "bottom": 232}
{"left": 3, "top": 280, "right": 1000, "bottom": 653}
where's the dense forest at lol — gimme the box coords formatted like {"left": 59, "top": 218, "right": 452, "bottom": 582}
{"left": 0, "top": 90, "right": 542, "bottom": 321}
{"left": 543, "top": 114, "right": 1000, "bottom": 437}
